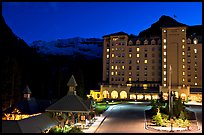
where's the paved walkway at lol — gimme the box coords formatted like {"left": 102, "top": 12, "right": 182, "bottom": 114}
{"left": 82, "top": 105, "right": 116, "bottom": 133}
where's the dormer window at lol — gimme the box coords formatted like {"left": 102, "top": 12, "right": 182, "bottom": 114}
{"left": 144, "top": 39, "right": 148, "bottom": 45}
{"left": 187, "top": 38, "right": 191, "bottom": 44}
{"left": 193, "top": 38, "right": 198, "bottom": 44}
{"left": 129, "top": 40, "right": 133, "bottom": 45}
{"left": 136, "top": 40, "right": 140, "bottom": 45}
{"left": 151, "top": 39, "right": 156, "bottom": 45}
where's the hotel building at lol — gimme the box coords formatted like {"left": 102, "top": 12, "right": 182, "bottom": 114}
{"left": 89, "top": 26, "right": 202, "bottom": 102}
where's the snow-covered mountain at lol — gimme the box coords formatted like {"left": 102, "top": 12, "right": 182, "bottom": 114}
{"left": 30, "top": 37, "right": 103, "bottom": 59}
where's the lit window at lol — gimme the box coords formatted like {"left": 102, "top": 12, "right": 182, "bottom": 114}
{"left": 111, "top": 66, "right": 114, "bottom": 69}
{"left": 163, "top": 30, "right": 166, "bottom": 32}
{"left": 164, "top": 84, "right": 166, "bottom": 87}
{"left": 129, "top": 54, "right": 132, "bottom": 58}
{"left": 193, "top": 38, "right": 198, "bottom": 44}
{"left": 129, "top": 77, "right": 132, "bottom": 82}
{"left": 164, "top": 64, "right": 166, "bottom": 68}
{"left": 115, "top": 66, "right": 117, "bottom": 70}
{"left": 107, "top": 49, "right": 109, "bottom": 52}
{"left": 182, "top": 29, "right": 185, "bottom": 32}
{"left": 195, "top": 83, "right": 197, "bottom": 85}
{"left": 137, "top": 54, "right": 140, "bottom": 58}
{"left": 182, "top": 51, "right": 185, "bottom": 56}
{"left": 182, "top": 72, "right": 185, "bottom": 76}
{"left": 115, "top": 48, "right": 118, "bottom": 51}
{"left": 112, "top": 48, "right": 114, "bottom": 51}
{"left": 195, "top": 76, "right": 197, "bottom": 79}
{"left": 112, "top": 54, "right": 114, "bottom": 58}
{"left": 164, "top": 58, "right": 166, "bottom": 62}
{"left": 182, "top": 45, "right": 185, "bottom": 49}
{"left": 122, "top": 66, "right": 125, "bottom": 69}
{"left": 182, "top": 65, "right": 185, "bottom": 69}
{"left": 164, "top": 78, "right": 166, "bottom": 81}
{"left": 137, "top": 60, "right": 140, "bottom": 64}
{"left": 163, "top": 39, "right": 166, "bottom": 43}
{"left": 182, "top": 39, "right": 185, "bottom": 43}
{"left": 182, "top": 78, "right": 185, "bottom": 82}
{"left": 144, "top": 60, "right": 148, "bottom": 64}
{"left": 182, "top": 58, "right": 185, "bottom": 62}
{"left": 163, "top": 45, "right": 166, "bottom": 49}
{"left": 137, "top": 48, "right": 140, "bottom": 52}
{"left": 143, "top": 84, "right": 148, "bottom": 89}
{"left": 107, "top": 55, "right": 109, "bottom": 58}
{"left": 164, "top": 52, "right": 166, "bottom": 55}
{"left": 183, "top": 84, "right": 185, "bottom": 87}
{"left": 194, "top": 49, "right": 197, "bottom": 53}
{"left": 115, "top": 72, "right": 118, "bottom": 75}
{"left": 111, "top": 72, "right": 114, "bottom": 75}
{"left": 164, "top": 71, "right": 166, "bottom": 75}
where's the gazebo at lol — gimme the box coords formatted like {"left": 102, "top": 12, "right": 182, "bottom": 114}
{"left": 45, "top": 75, "right": 91, "bottom": 128}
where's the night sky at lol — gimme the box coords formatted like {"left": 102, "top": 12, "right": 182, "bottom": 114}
{"left": 2, "top": 2, "right": 202, "bottom": 44}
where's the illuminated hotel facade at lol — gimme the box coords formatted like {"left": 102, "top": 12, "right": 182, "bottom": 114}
{"left": 89, "top": 26, "right": 202, "bottom": 102}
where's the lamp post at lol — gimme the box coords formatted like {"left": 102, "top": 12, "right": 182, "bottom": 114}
{"left": 169, "top": 65, "right": 174, "bottom": 132}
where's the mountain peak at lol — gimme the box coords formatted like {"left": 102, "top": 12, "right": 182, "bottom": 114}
{"left": 138, "top": 15, "right": 187, "bottom": 37}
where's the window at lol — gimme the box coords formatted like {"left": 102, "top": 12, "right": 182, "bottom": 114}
{"left": 164, "top": 58, "right": 166, "bottom": 62}
{"left": 115, "top": 66, "right": 118, "bottom": 70}
{"left": 144, "top": 60, "right": 148, "bottom": 64}
{"left": 129, "top": 60, "right": 132, "bottom": 64}
{"left": 152, "top": 53, "right": 155, "bottom": 57}
{"left": 182, "top": 58, "right": 185, "bottom": 62}
{"left": 112, "top": 48, "right": 114, "bottom": 51}
{"left": 164, "top": 52, "right": 166, "bottom": 55}
{"left": 194, "top": 49, "right": 197, "bottom": 53}
{"left": 107, "top": 55, "right": 109, "bottom": 58}
{"left": 182, "top": 65, "right": 185, "bottom": 69}
{"left": 144, "top": 72, "right": 147, "bottom": 76}
{"left": 164, "top": 65, "right": 166, "bottom": 68}
{"left": 164, "top": 45, "right": 166, "bottom": 49}
{"left": 115, "top": 71, "right": 118, "bottom": 75}
{"left": 129, "top": 54, "right": 132, "bottom": 58}
{"left": 163, "top": 30, "right": 166, "bottom": 32}
{"left": 112, "top": 54, "right": 114, "bottom": 58}
{"left": 163, "top": 39, "right": 166, "bottom": 43}
{"left": 129, "top": 77, "right": 132, "bottom": 82}
{"left": 182, "top": 39, "right": 185, "bottom": 43}
{"left": 107, "top": 49, "right": 110, "bottom": 52}
{"left": 182, "top": 72, "right": 185, "bottom": 76}
{"left": 136, "top": 60, "right": 140, "bottom": 64}
{"left": 137, "top": 54, "right": 140, "bottom": 58}
{"left": 129, "top": 72, "right": 132, "bottom": 76}
{"left": 129, "top": 48, "right": 132, "bottom": 52}
{"left": 188, "top": 79, "right": 191, "bottom": 82}
{"left": 129, "top": 66, "right": 132, "bottom": 70}
{"left": 111, "top": 72, "right": 114, "bottom": 75}
{"left": 122, "top": 66, "right": 125, "bottom": 69}
{"left": 183, "top": 84, "right": 185, "bottom": 87}
{"left": 187, "top": 52, "right": 190, "bottom": 57}
{"left": 182, "top": 78, "right": 185, "bottom": 82}
{"left": 152, "top": 60, "right": 155, "bottom": 63}
{"left": 111, "top": 66, "right": 114, "bottom": 69}
{"left": 145, "top": 54, "right": 147, "bottom": 57}
{"left": 188, "top": 47, "right": 190, "bottom": 51}
{"left": 144, "top": 66, "right": 147, "bottom": 70}
{"left": 136, "top": 72, "right": 139, "bottom": 76}
{"left": 182, "top": 51, "right": 185, "bottom": 56}
{"left": 164, "top": 71, "right": 166, "bottom": 75}
{"left": 193, "top": 38, "right": 198, "bottom": 44}
{"left": 137, "top": 66, "right": 139, "bottom": 70}
{"left": 137, "top": 48, "right": 140, "bottom": 52}
{"left": 187, "top": 59, "right": 191, "bottom": 63}
{"left": 182, "top": 29, "right": 185, "bottom": 32}
{"left": 164, "top": 84, "right": 166, "bottom": 87}
{"left": 164, "top": 78, "right": 166, "bottom": 81}
{"left": 195, "top": 82, "right": 198, "bottom": 85}
{"left": 122, "top": 53, "right": 125, "bottom": 57}
{"left": 182, "top": 45, "right": 185, "bottom": 49}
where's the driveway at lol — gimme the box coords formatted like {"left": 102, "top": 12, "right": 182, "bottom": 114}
{"left": 95, "top": 102, "right": 159, "bottom": 133}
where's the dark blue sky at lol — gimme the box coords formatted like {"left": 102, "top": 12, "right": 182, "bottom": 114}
{"left": 2, "top": 2, "right": 202, "bottom": 44}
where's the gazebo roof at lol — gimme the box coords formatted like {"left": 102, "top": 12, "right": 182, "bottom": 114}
{"left": 23, "top": 85, "right": 32, "bottom": 94}
{"left": 67, "top": 75, "right": 78, "bottom": 87}
{"left": 45, "top": 94, "right": 90, "bottom": 113}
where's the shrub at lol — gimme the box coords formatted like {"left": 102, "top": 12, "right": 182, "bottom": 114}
{"left": 69, "top": 126, "right": 84, "bottom": 133}
{"left": 179, "top": 111, "right": 185, "bottom": 120}
{"left": 152, "top": 109, "right": 163, "bottom": 126}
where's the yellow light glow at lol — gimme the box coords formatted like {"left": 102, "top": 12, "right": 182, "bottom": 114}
{"left": 111, "top": 72, "right": 114, "bottom": 75}
{"left": 144, "top": 60, "right": 148, "bottom": 64}
{"left": 182, "top": 58, "right": 185, "bottom": 62}
{"left": 164, "top": 84, "right": 166, "bottom": 87}
{"left": 107, "top": 55, "right": 109, "bottom": 58}
{"left": 182, "top": 39, "right": 185, "bottom": 43}
{"left": 164, "top": 64, "right": 166, "bottom": 68}
{"left": 182, "top": 51, "right": 185, "bottom": 56}
{"left": 194, "top": 49, "right": 197, "bottom": 53}
{"left": 112, "top": 54, "right": 114, "bottom": 57}
{"left": 182, "top": 78, "right": 185, "bottom": 82}
{"left": 195, "top": 83, "right": 198, "bottom": 85}
{"left": 163, "top": 30, "right": 166, "bottom": 32}
{"left": 137, "top": 60, "right": 140, "bottom": 64}
{"left": 182, "top": 65, "right": 185, "bottom": 69}
{"left": 115, "top": 66, "right": 117, "bottom": 70}
{"left": 129, "top": 77, "right": 132, "bottom": 82}
{"left": 164, "top": 71, "right": 166, "bottom": 75}
{"left": 137, "top": 48, "right": 140, "bottom": 52}
{"left": 137, "top": 54, "right": 140, "bottom": 58}
{"left": 164, "top": 52, "right": 166, "bottom": 55}
{"left": 164, "top": 45, "right": 166, "bottom": 49}
{"left": 129, "top": 54, "right": 132, "bottom": 58}
{"left": 182, "top": 45, "right": 185, "bottom": 49}
{"left": 182, "top": 72, "right": 185, "bottom": 75}
{"left": 164, "top": 58, "right": 166, "bottom": 62}
{"left": 164, "top": 78, "right": 166, "bottom": 81}
{"left": 107, "top": 49, "right": 109, "bottom": 52}
{"left": 163, "top": 39, "right": 166, "bottom": 43}
{"left": 122, "top": 66, "right": 125, "bottom": 69}
{"left": 111, "top": 66, "right": 114, "bottom": 69}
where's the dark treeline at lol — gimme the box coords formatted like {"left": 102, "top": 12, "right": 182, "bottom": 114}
{"left": 0, "top": 15, "right": 102, "bottom": 111}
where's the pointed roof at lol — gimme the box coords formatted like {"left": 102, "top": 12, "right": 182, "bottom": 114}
{"left": 23, "top": 85, "right": 32, "bottom": 94}
{"left": 45, "top": 94, "right": 90, "bottom": 113}
{"left": 67, "top": 75, "right": 77, "bottom": 87}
